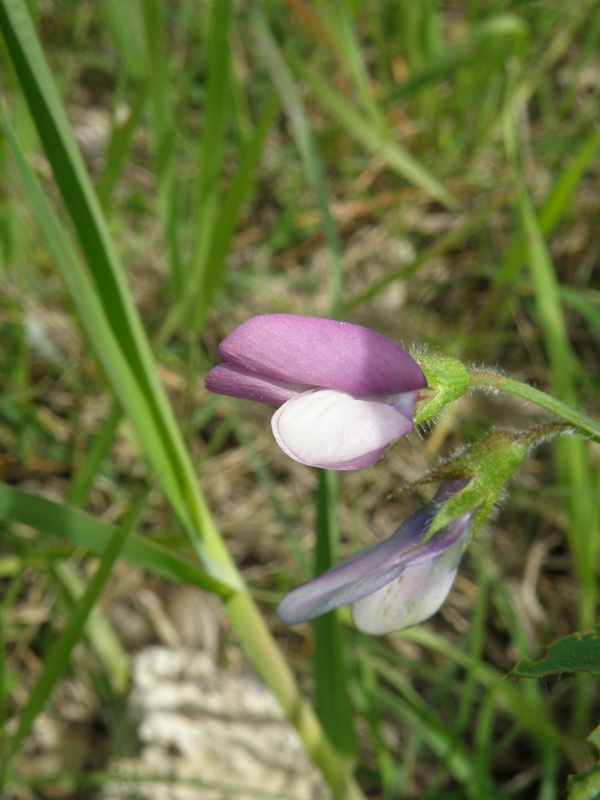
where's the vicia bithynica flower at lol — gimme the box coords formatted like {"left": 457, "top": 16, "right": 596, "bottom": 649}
{"left": 277, "top": 481, "right": 471, "bottom": 634}
{"left": 205, "top": 314, "right": 427, "bottom": 470}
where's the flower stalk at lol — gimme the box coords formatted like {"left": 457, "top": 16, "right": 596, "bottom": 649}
{"left": 468, "top": 368, "right": 600, "bottom": 443}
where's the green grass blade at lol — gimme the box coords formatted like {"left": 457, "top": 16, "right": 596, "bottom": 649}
{"left": 501, "top": 99, "right": 599, "bottom": 634}
{"left": 344, "top": 189, "right": 514, "bottom": 312}
{"left": 65, "top": 400, "right": 122, "bottom": 506}
{"left": 96, "top": 81, "right": 149, "bottom": 211}
{"left": 0, "top": 581, "right": 9, "bottom": 785}
{"left": 515, "top": 187, "right": 598, "bottom": 629}
{"left": 491, "top": 128, "right": 600, "bottom": 293}
{"left": 55, "top": 562, "right": 129, "bottom": 696}
{"left": 373, "top": 661, "right": 503, "bottom": 800}
{"left": 392, "top": 14, "right": 526, "bottom": 101}
{"left": 3, "top": 117, "right": 193, "bottom": 532}
{"left": 0, "top": 6, "right": 236, "bottom": 589}
{"left": 0, "top": 482, "right": 233, "bottom": 595}
{"left": 229, "top": 411, "right": 309, "bottom": 573}
{"left": 102, "top": 0, "right": 145, "bottom": 80}
{"left": 318, "top": 3, "right": 387, "bottom": 129}
{"left": 141, "top": 0, "right": 183, "bottom": 295}
{"left": 0, "top": 0, "right": 207, "bottom": 541}
{"left": 517, "top": 190, "right": 580, "bottom": 397}
{"left": 399, "top": 628, "right": 561, "bottom": 749}
{"left": 252, "top": 6, "right": 343, "bottom": 316}
{"left": 193, "top": 95, "right": 278, "bottom": 329}
{"left": 2, "top": 13, "right": 363, "bottom": 792}
{"left": 290, "top": 55, "right": 459, "bottom": 211}
{"left": 0, "top": 0, "right": 152, "bottom": 374}
{"left": 5, "top": 498, "right": 136, "bottom": 770}
{"left": 186, "top": 0, "right": 233, "bottom": 329}
{"left": 354, "top": 642, "right": 396, "bottom": 794}
{"left": 561, "top": 287, "right": 600, "bottom": 340}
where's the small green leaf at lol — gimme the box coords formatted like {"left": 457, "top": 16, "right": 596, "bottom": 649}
{"left": 589, "top": 724, "right": 600, "bottom": 751}
{"left": 568, "top": 767, "right": 600, "bottom": 800}
{"left": 513, "top": 625, "right": 600, "bottom": 678}
{"left": 568, "top": 724, "right": 600, "bottom": 800}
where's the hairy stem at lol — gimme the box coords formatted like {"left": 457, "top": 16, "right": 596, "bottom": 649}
{"left": 469, "top": 369, "right": 600, "bottom": 443}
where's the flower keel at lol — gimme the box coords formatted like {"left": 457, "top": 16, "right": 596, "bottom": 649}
{"left": 271, "top": 389, "right": 417, "bottom": 470}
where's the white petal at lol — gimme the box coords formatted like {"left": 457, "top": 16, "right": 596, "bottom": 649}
{"left": 271, "top": 389, "right": 414, "bottom": 470}
{"left": 351, "top": 534, "right": 467, "bottom": 634}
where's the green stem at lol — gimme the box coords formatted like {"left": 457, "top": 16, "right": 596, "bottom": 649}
{"left": 469, "top": 369, "right": 600, "bottom": 443}
{"left": 226, "top": 589, "right": 363, "bottom": 799}
{"left": 193, "top": 495, "right": 365, "bottom": 800}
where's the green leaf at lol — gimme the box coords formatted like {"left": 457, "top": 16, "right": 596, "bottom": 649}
{"left": 141, "top": 0, "right": 183, "bottom": 294}
{"left": 252, "top": 7, "right": 344, "bottom": 317}
{"left": 513, "top": 625, "right": 600, "bottom": 678}
{"left": 5, "top": 497, "right": 136, "bottom": 770}
{"left": 289, "top": 54, "right": 459, "bottom": 211}
{"left": 0, "top": 0, "right": 211, "bottom": 544}
{"left": 0, "top": 6, "right": 242, "bottom": 589}
{"left": 96, "top": 81, "right": 149, "bottom": 210}
{"left": 55, "top": 562, "right": 130, "bottom": 696}
{"left": 3, "top": 116, "right": 190, "bottom": 532}
{"left": 186, "top": 0, "right": 233, "bottom": 324}
{"left": 0, "top": 482, "right": 233, "bottom": 597}
{"left": 568, "top": 724, "right": 600, "bottom": 800}
{"left": 568, "top": 767, "right": 600, "bottom": 800}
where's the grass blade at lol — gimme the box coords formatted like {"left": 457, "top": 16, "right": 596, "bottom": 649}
{"left": 507, "top": 133, "right": 599, "bottom": 631}
{"left": 4, "top": 496, "right": 138, "bottom": 772}
{"left": 3, "top": 117, "right": 194, "bottom": 533}
{"left": 0, "top": 0, "right": 208, "bottom": 542}
{"left": 0, "top": 482, "right": 232, "bottom": 595}
{"left": 290, "top": 55, "right": 459, "bottom": 211}
{"left": 186, "top": 0, "right": 233, "bottom": 328}
{"left": 56, "top": 562, "right": 129, "bottom": 696}
{"left": 96, "top": 81, "right": 149, "bottom": 211}
{"left": 141, "top": 0, "right": 183, "bottom": 294}
{"left": 192, "top": 95, "right": 279, "bottom": 330}
{"left": 2, "top": 10, "right": 365, "bottom": 792}
{"left": 65, "top": 400, "right": 122, "bottom": 506}
{"left": 252, "top": 6, "right": 344, "bottom": 317}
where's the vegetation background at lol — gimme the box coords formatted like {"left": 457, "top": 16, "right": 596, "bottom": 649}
{"left": 0, "top": 0, "right": 599, "bottom": 798}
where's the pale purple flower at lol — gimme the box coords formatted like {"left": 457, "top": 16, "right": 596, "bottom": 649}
{"left": 205, "top": 314, "right": 426, "bottom": 470}
{"left": 277, "top": 481, "right": 470, "bottom": 634}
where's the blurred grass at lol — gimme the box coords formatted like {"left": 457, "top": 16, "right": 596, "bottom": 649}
{"left": 0, "top": 0, "right": 599, "bottom": 798}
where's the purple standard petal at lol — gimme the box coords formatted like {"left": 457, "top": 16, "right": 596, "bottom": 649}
{"left": 271, "top": 389, "right": 416, "bottom": 470}
{"left": 218, "top": 314, "right": 426, "bottom": 396}
{"left": 205, "top": 363, "right": 306, "bottom": 406}
{"left": 276, "top": 480, "right": 470, "bottom": 630}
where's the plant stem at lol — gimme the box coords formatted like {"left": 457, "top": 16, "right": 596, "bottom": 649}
{"left": 226, "top": 588, "right": 363, "bottom": 800}
{"left": 468, "top": 369, "right": 600, "bottom": 443}
{"left": 193, "top": 495, "right": 365, "bottom": 800}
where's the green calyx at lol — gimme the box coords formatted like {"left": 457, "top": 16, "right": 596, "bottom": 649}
{"left": 413, "top": 355, "right": 470, "bottom": 425}
{"left": 422, "top": 424, "right": 570, "bottom": 540}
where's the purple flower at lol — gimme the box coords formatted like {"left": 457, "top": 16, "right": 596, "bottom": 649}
{"left": 277, "top": 481, "right": 471, "bottom": 634}
{"left": 205, "top": 314, "right": 427, "bottom": 470}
